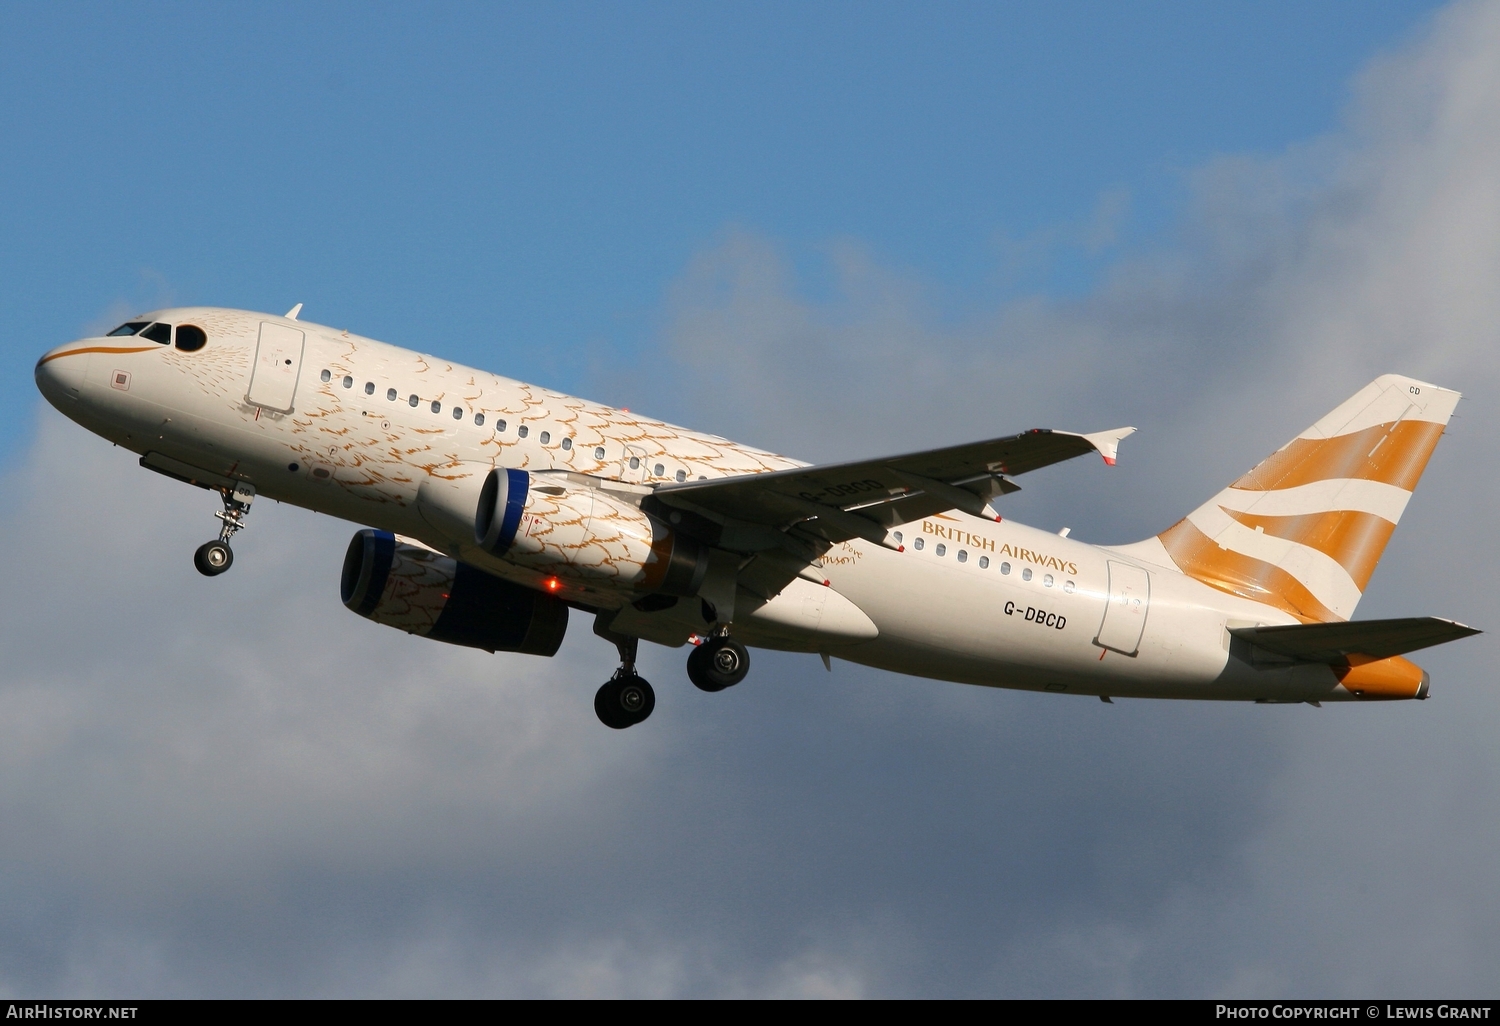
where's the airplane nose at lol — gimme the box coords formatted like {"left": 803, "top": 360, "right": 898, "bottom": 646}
{"left": 35, "top": 346, "right": 88, "bottom": 404}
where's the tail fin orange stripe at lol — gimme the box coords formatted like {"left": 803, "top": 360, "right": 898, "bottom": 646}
{"left": 1234, "top": 420, "right": 1444, "bottom": 492}
{"left": 1158, "top": 518, "right": 1340, "bottom": 623}
{"left": 1135, "top": 375, "right": 1458, "bottom": 623}
{"left": 1219, "top": 508, "right": 1397, "bottom": 591}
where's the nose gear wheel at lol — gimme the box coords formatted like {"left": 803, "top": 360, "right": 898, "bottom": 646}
{"left": 194, "top": 482, "right": 255, "bottom": 577}
{"left": 193, "top": 540, "right": 234, "bottom": 576}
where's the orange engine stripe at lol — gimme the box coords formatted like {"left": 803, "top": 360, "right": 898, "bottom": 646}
{"left": 38, "top": 345, "right": 158, "bottom": 364}
{"left": 1233, "top": 420, "right": 1444, "bottom": 493}
{"left": 1157, "top": 518, "right": 1340, "bottom": 623}
{"left": 1219, "top": 507, "right": 1396, "bottom": 591}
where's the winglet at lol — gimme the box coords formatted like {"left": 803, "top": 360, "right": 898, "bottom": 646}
{"left": 1081, "top": 426, "right": 1135, "bottom": 466}
{"left": 285, "top": 303, "right": 303, "bottom": 320}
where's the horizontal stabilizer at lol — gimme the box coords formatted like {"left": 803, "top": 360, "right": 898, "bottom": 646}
{"left": 1229, "top": 617, "right": 1480, "bottom": 663}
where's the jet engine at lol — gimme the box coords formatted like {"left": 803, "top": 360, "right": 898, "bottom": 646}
{"left": 340, "top": 528, "right": 568, "bottom": 655}
{"left": 475, "top": 469, "right": 708, "bottom": 595}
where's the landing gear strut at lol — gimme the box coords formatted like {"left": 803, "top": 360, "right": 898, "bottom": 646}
{"left": 595, "top": 633, "right": 655, "bottom": 729}
{"left": 194, "top": 482, "right": 255, "bottom": 577}
{"left": 687, "top": 630, "right": 750, "bottom": 692}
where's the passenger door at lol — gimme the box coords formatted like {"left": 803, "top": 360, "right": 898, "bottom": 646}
{"left": 246, "top": 322, "right": 305, "bottom": 413}
{"left": 1095, "top": 560, "right": 1150, "bottom": 656}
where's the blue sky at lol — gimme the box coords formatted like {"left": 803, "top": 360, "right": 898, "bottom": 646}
{"left": 5, "top": 0, "right": 1499, "bottom": 999}
{"left": 2, "top": 1, "right": 1441, "bottom": 437}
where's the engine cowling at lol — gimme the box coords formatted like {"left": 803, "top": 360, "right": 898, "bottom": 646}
{"left": 475, "top": 469, "right": 707, "bottom": 595}
{"left": 340, "top": 528, "right": 568, "bottom": 655}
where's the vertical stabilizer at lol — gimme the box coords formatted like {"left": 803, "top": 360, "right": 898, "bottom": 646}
{"left": 1150, "top": 375, "right": 1459, "bottom": 622}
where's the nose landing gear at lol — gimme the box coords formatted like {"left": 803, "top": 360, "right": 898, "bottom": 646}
{"left": 194, "top": 482, "right": 255, "bottom": 577}
{"left": 687, "top": 631, "right": 750, "bottom": 692}
{"left": 595, "top": 632, "right": 655, "bottom": 729}
{"left": 193, "top": 539, "right": 234, "bottom": 575}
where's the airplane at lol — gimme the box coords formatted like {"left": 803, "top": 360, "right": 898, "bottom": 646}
{"left": 34, "top": 305, "right": 1480, "bottom": 728}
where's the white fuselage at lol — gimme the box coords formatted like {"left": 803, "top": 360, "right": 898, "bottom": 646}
{"left": 37, "top": 307, "right": 1346, "bottom": 702}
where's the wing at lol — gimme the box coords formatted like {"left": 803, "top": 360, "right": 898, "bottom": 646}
{"left": 1229, "top": 617, "right": 1481, "bottom": 662}
{"left": 650, "top": 426, "right": 1135, "bottom": 552}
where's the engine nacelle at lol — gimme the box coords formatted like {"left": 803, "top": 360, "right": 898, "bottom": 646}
{"left": 341, "top": 529, "right": 568, "bottom": 655}
{"left": 475, "top": 469, "right": 707, "bottom": 595}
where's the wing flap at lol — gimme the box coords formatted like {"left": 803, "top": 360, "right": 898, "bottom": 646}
{"left": 655, "top": 426, "right": 1134, "bottom": 549}
{"left": 1229, "top": 617, "right": 1481, "bottom": 662}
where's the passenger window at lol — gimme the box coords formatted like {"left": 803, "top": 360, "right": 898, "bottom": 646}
{"left": 141, "top": 322, "right": 172, "bottom": 345}
{"left": 107, "top": 322, "right": 150, "bottom": 337}
{"left": 475, "top": 413, "right": 486, "bottom": 427}
{"left": 653, "top": 463, "right": 663, "bottom": 477}
{"left": 893, "top": 531, "right": 903, "bottom": 544}
{"left": 495, "top": 418, "right": 505, "bottom": 431}
{"left": 431, "top": 401, "right": 441, "bottom": 413}
{"left": 594, "top": 447, "right": 605, "bottom": 459}
{"left": 1063, "top": 580, "right": 1075, "bottom": 594}
{"left": 343, "top": 375, "right": 353, "bottom": 389}
{"left": 979, "top": 556, "right": 990, "bottom": 569}
{"left": 629, "top": 456, "right": 640, "bottom": 470}
{"left": 561, "top": 437, "right": 572, "bottom": 450}
{"left": 1044, "top": 574, "right": 1054, "bottom": 587}
{"left": 174, "top": 325, "right": 207, "bottom": 351}
{"left": 364, "top": 382, "right": 374, "bottom": 395}
{"left": 675, "top": 469, "right": 686, "bottom": 482}
{"left": 540, "top": 431, "right": 551, "bottom": 444}
{"left": 1000, "top": 561, "right": 1010, "bottom": 574}
{"left": 452, "top": 407, "right": 463, "bottom": 420}
{"left": 321, "top": 369, "right": 332, "bottom": 383}
{"left": 408, "top": 394, "right": 419, "bottom": 407}
{"left": 387, "top": 388, "right": 397, "bottom": 401}
{"left": 518, "top": 425, "right": 528, "bottom": 438}
{"left": 935, "top": 543, "right": 946, "bottom": 557}
{"left": 957, "top": 550, "right": 968, "bottom": 563}
{"left": 1022, "top": 568, "right": 1033, "bottom": 581}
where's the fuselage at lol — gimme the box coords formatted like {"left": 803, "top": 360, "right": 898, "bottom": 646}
{"left": 35, "top": 306, "right": 1373, "bottom": 703}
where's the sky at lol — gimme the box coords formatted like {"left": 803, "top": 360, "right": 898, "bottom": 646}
{"left": 2, "top": 0, "right": 1497, "bottom": 998}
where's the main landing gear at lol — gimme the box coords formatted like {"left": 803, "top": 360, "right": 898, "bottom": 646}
{"left": 686, "top": 630, "right": 750, "bottom": 693}
{"left": 194, "top": 482, "right": 255, "bottom": 577}
{"left": 589, "top": 616, "right": 750, "bottom": 728}
{"left": 595, "top": 633, "right": 656, "bottom": 729}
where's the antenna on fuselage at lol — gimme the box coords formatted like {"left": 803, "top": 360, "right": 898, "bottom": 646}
{"left": 284, "top": 303, "right": 303, "bottom": 320}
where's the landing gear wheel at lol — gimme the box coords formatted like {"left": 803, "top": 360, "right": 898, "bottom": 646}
{"left": 595, "top": 673, "right": 655, "bottom": 729}
{"left": 687, "top": 636, "right": 750, "bottom": 692}
{"left": 193, "top": 540, "right": 234, "bottom": 577}
{"left": 195, "top": 483, "right": 254, "bottom": 577}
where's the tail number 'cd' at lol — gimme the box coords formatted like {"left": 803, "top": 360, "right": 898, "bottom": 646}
{"left": 1004, "top": 601, "right": 1065, "bottom": 629}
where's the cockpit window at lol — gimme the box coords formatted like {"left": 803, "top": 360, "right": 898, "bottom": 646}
{"left": 140, "top": 322, "right": 173, "bottom": 345}
{"left": 175, "top": 325, "right": 207, "bottom": 352}
{"left": 107, "top": 321, "right": 150, "bottom": 337}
